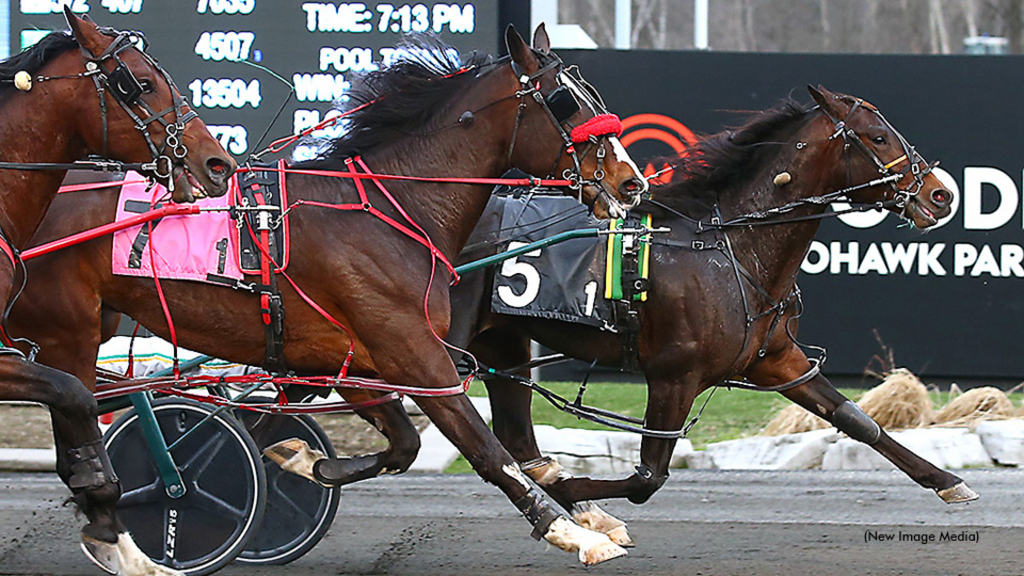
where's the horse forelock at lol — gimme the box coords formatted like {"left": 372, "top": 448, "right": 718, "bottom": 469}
{"left": 656, "top": 98, "right": 812, "bottom": 207}
{"left": 306, "top": 35, "right": 495, "bottom": 165}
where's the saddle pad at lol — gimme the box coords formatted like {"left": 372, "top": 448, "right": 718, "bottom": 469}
{"left": 482, "top": 195, "right": 616, "bottom": 329}
{"left": 111, "top": 173, "right": 246, "bottom": 283}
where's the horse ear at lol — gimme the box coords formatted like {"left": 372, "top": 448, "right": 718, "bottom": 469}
{"left": 808, "top": 84, "right": 844, "bottom": 119}
{"left": 533, "top": 23, "right": 551, "bottom": 54}
{"left": 64, "top": 5, "right": 104, "bottom": 55}
{"left": 506, "top": 24, "right": 540, "bottom": 75}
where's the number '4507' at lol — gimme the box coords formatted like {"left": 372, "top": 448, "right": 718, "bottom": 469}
{"left": 197, "top": 0, "right": 254, "bottom": 15}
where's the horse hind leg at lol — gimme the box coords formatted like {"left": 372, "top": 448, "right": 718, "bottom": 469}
{"left": 263, "top": 387, "right": 420, "bottom": 487}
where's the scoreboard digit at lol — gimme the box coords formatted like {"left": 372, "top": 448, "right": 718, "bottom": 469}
{"left": 10, "top": 1, "right": 498, "bottom": 160}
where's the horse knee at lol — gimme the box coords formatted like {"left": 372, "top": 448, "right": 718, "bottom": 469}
{"left": 627, "top": 465, "right": 667, "bottom": 504}
{"left": 47, "top": 369, "right": 98, "bottom": 420}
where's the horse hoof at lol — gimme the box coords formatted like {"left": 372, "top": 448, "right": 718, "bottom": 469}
{"left": 581, "top": 540, "right": 628, "bottom": 565}
{"left": 115, "top": 532, "right": 184, "bottom": 576}
{"left": 937, "top": 482, "right": 979, "bottom": 504}
{"left": 606, "top": 525, "right": 635, "bottom": 547}
{"left": 572, "top": 501, "right": 633, "bottom": 547}
{"left": 81, "top": 536, "right": 118, "bottom": 575}
{"left": 264, "top": 438, "right": 327, "bottom": 485}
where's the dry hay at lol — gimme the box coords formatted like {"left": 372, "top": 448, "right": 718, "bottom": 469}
{"left": 932, "top": 386, "right": 1013, "bottom": 427}
{"left": 856, "top": 368, "right": 933, "bottom": 430}
{"left": 761, "top": 404, "right": 829, "bottom": 436}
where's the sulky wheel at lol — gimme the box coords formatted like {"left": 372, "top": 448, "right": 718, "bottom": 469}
{"left": 103, "top": 397, "right": 267, "bottom": 576}
{"left": 233, "top": 409, "right": 341, "bottom": 565}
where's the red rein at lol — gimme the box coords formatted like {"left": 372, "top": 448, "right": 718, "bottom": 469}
{"left": 570, "top": 114, "right": 622, "bottom": 144}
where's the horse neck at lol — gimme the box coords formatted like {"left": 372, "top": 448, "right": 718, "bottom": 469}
{"left": 355, "top": 74, "right": 520, "bottom": 259}
{"left": 716, "top": 136, "right": 846, "bottom": 299}
{"left": 0, "top": 58, "right": 88, "bottom": 247}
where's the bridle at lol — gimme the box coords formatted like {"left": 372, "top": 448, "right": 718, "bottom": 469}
{"left": 507, "top": 54, "right": 640, "bottom": 213}
{"left": 665, "top": 100, "right": 941, "bottom": 231}
{"left": 77, "top": 30, "right": 197, "bottom": 191}
{"left": 817, "top": 97, "right": 938, "bottom": 219}
{"left": 0, "top": 30, "right": 198, "bottom": 191}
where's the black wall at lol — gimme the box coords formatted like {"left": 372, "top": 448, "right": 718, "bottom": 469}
{"left": 555, "top": 49, "right": 1024, "bottom": 380}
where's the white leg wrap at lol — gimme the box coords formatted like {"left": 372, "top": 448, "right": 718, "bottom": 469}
{"left": 115, "top": 533, "right": 184, "bottom": 576}
{"left": 543, "top": 516, "right": 627, "bottom": 565}
{"left": 572, "top": 501, "right": 633, "bottom": 547}
{"left": 264, "top": 438, "right": 327, "bottom": 485}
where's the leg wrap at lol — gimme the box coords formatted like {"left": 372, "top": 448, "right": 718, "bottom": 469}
{"left": 520, "top": 456, "right": 569, "bottom": 486}
{"left": 514, "top": 488, "right": 561, "bottom": 541}
{"left": 833, "top": 400, "right": 881, "bottom": 445}
{"left": 67, "top": 441, "right": 119, "bottom": 492}
{"left": 628, "top": 464, "right": 668, "bottom": 504}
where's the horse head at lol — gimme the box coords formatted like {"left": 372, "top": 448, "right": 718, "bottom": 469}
{"left": 63, "top": 7, "right": 235, "bottom": 202}
{"left": 504, "top": 24, "right": 646, "bottom": 219}
{"left": 808, "top": 85, "right": 952, "bottom": 229}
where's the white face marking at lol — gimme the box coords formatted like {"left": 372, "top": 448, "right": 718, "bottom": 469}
{"left": 609, "top": 137, "right": 647, "bottom": 194}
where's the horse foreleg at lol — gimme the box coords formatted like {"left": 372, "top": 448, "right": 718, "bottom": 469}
{"left": 473, "top": 335, "right": 633, "bottom": 545}
{"left": 0, "top": 355, "right": 181, "bottom": 575}
{"left": 747, "top": 348, "right": 977, "bottom": 503}
{"left": 263, "top": 386, "right": 420, "bottom": 487}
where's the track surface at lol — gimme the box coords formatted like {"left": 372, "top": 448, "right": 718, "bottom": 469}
{"left": 0, "top": 469, "right": 1021, "bottom": 576}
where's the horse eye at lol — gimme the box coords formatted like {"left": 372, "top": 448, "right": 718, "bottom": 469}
{"left": 872, "top": 135, "right": 886, "bottom": 145}
{"left": 139, "top": 79, "right": 155, "bottom": 93}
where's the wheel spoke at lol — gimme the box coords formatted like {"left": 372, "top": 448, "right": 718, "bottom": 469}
{"left": 174, "top": 433, "right": 228, "bottom": 478}
{"left": 119, "top": 478, "right": 165, "bottom": 507}
{"left": 267, "top": 480, "right": 318, "bottom": 523}
{"left": 191, "top": 485, "right": 250, "bottom": 523}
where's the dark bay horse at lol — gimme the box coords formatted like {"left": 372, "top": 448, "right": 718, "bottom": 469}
{"left": 0, "top": 8, "right": 234, "bottom": 575}
{"left": 11, "top": 27, "right": 646, "bottom": 566}
{"left": 441, "top": 86, "right": 967, "bottom": 542}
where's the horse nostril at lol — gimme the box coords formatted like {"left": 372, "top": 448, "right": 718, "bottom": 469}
{"left": 207, "top": 157, "right": 235, "bottom": 182}
{"left": 931, "top": 188, "right": 951, "bottom": 206}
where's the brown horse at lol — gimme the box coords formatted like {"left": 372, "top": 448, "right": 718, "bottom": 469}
{"left": 11, "top": 26, "right": 646, "bottom": 567}
{"left": 0, "top": 8, "right": 234, "bottom": 575}
{"left": 440, "top": 86, "right": 968, "bottom": 542}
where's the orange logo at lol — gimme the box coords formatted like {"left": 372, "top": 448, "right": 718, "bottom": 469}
{"left": 621, "top": 114, "right": 697, "bottom": 185}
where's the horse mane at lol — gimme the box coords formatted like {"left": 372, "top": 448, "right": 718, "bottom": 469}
{"left": 655, "top": 97, "right": 812, "bottom": 208}
{"left": 0, "top": 31, "right": 81, "bottom": 105}
{"left": 303, "top": 35, "right": 495, "bottom": 166}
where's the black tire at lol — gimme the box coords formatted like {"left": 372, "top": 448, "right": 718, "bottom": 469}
{"left": 233, "top": 410, "right": 341, "bottom": 565}
{"left": 103, "top": 397, "right": 267, "bottom": 576}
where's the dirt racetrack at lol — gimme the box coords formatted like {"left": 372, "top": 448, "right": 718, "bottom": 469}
{"left": 0, "top": 469, "right": 1021, "bottom": 576}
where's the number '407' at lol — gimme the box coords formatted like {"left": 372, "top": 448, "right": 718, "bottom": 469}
{"left": 101, "top": 0, "right": 142, "bottom": 13}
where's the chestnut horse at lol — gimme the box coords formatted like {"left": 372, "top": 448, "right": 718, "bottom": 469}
{"left": 11, "top": 27, "right": 646, "bottom": 567}
{"left": 440, "top": 86, "right": 968, "bottom": 542}
{"left": 0, "top": 8, "right": 233, "bottom": 575}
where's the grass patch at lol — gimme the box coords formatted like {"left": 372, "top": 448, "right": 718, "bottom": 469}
{"left": 445, "top": 380, "right": 1024, "bottom": 473}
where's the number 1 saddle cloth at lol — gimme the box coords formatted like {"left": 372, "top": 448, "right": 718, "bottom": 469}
{"left": 110, "top": 163, "right": 289, "bottom": 284}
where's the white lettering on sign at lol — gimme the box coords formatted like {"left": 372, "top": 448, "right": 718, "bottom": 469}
{"left": 963, "top": 166, "right": 1018, "bottom": 230}
{"left": 303, "top": 3, "right": 374, "bottom": 33}
{"left": 496, "top": 242, "right": 542, "bottom": 308}
{"left": 293, "top": 73, "right": 351, "bottom": 102}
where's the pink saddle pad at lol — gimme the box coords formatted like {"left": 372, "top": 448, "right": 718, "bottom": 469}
{"left": 111, "top": 173, "right": 245, "bottom": 283}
